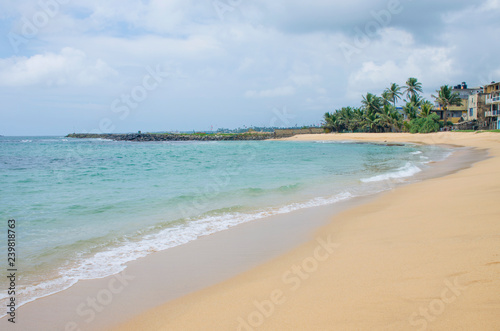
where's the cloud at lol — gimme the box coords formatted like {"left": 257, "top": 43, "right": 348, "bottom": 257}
{"left": 245, "top": 0, "right": 474, "bottom": 39}
{"left": 245, "top": 86, "right": 296, "bottom": 98}
{"left": 1, "top": 0, "right": 499, "bottom": 135}
{"left": 346, "top": 44, "right": 456, "bottom": 101}
{"left": 0, "top": 47, "right": 116, "bottom": 87}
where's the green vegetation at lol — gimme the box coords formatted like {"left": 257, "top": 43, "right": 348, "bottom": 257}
{"left": 324, "top": 78, "right": 462, "bottom": 134}
{"left": 409, "top": 113, "right": 441, "bottom": 133}
{"left": 384, "top": 83, "right": 403, "bottom": 107}
{"left": 404, "top": 77, "right": 423, "bottom": 100}
{"left": 324, "top": 103, "right": 404, "bottom": 133}
{"left": 431, "top": 85, "right": 462, "bottom": 125}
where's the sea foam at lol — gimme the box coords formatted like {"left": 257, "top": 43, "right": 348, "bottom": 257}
{"left": 361, "top": 162, "right": 422, "bottom": 183}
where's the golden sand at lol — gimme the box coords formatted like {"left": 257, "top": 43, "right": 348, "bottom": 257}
{"left": 114, "top": 132, "right": 500, "bottom": 331}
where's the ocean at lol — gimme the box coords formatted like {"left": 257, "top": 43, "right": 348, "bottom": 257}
{"left": 0, "top": 136, "right": 452, "bottom": 314}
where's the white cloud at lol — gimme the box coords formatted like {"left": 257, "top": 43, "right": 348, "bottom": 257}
{"left": 0, "top": 47, "right": 116, "bottom": 87}
{"left": 289, "top": 73, "right": 320, "bottom": 87}
{"left": 344, "top": 24, "right": 457, "bottom": 101}
{"left": 347, "top": 45, "right": 456, "bottom": 100}
{"left": 483, "top": 0, "right": 500, "bottom": 10}
{"left": 443, "top": 0, "right": 500, "bottom": 23}
{"left": 245, "top": 86, "right": 296, "bottom": 98}
{"left": 1, "top": 0, "right": 499, "bottom": 135}
{"left": 236, "top": 57, "right": 256, "bottom": 73}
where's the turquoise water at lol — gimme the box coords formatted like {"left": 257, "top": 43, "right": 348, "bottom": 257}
{"left": 0, "top": 136, "right": 451, "bottom": 311}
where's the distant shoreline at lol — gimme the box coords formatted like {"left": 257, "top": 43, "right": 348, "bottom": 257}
{"left": 66, "top": 132, "right": 274, "bottom": 141}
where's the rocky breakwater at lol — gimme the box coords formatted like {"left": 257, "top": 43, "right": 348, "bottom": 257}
{"left": 66, "top": 132, "right": 275, "bottom": 141}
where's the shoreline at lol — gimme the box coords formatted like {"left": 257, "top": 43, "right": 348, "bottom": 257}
{"left": 2, "top": 132, "right": 498, "bottom": 330}
{"left": 112, "top": 132, "right": 500, "bottom": 331}
{"left": 65, "top": 132, "right": 274, "bottom": 141}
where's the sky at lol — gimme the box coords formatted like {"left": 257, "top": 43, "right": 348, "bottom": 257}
{"left": 0, "top": 0, "right": 499, "bottom": 135}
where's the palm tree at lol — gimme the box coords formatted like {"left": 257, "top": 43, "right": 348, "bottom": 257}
{"left": 325, "top": 102, "right": 406, "bottom": 133}
{"left": 361, "top": 93, "right": 382, "bottom": 114}
{"left": 403, "top": 101, "right": 419, "bottom": 121}
{"left": 362, "top": 109, "right": 381, "bottom": 132}
{"left": 409, "top": 94, "right": 423, "bottom": 107}
{"left": 377, "top": 104, "right": 391, "bottom": 132}
{"left": 324, "top": 112, "right": 343, "bottom": 132}
{"left": 379, "top": 104, "right": 403, "bottom": 132}
{"left": 350, "top": 107, "right": 364, "bottom": 132}
{"left": 337, "top": 107, "right": 355, "bottom": 132}
{"left": 432, "top": 85, "right": 462, "bottom": 127}
{"left": 381, "top": 91, "right": 391, "bottom": 106}
{"left": 404, "top": 77, "right": 423, "bottom": 101}
{"left": 418, "top": 100, "right": 434, "bottom": 118}
{"left": 384, "top": 83, "right": 403, "bottom": 107}
{"left": 333, "top": 106, "right": 367, "bottom": 132}
{"left": 389, "top": 106, "right": 404, "bottom": 131}
{"left": 324, "top": 112, "right": 335, "bottom": 132}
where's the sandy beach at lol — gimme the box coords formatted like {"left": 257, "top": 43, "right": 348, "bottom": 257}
{"left": 113, "top": 132, "right": 500, "bottom": 331}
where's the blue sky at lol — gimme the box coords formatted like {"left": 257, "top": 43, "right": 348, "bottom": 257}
{"left": 1, "top": 0, "right": 499, "bottom": 135}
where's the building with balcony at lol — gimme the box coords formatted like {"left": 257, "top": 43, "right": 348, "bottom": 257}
{"left": 484, "top": 82, "right": 500, "bottom": 129}
{"left": 465, "top": 93, "right": 488, "bottom": 121}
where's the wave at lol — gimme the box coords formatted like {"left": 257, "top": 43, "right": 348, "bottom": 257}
{"left": 277, "top": 183, "right": 302, "bottom": 192}
{"left": 90, "top": 138, "right": 114, "bottom": 142}
{"left": 169, "top": 184, "right": 304, "bottom": 207}
{"left": 0, "top": 191, "right": 355, "bottom": 317}
{"left": 315, "top": 140, "right": 356, "bottom": 144}
{"left": 361, "top": 162, "right": 422, "bottom": 183}
{"left": 240, "top": 184, "right": 302, "bottom": 196}
{"left": 62, "top": 190, "right": 355, "bottom": 281}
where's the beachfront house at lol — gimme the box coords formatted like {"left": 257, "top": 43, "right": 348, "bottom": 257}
{"left": 434, "top": 82, "right": 482, "bottom": 123}
{"left": 465, "top": 92, "right": 488, "bottom": 121}
{"left": 484, "top": 81, "right": 500, "bottom": 130}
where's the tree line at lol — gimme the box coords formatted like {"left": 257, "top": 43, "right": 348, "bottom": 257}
{"left": 324, "top": 78, "right": 462, "bottom": 133}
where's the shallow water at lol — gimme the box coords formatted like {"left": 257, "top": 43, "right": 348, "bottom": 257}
{"left": 0, "top": 136, "right": 452, "bottom": 313}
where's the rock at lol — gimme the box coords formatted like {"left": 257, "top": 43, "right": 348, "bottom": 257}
{"left": 66, "top": 132, "right": 275, "bottom": 142}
